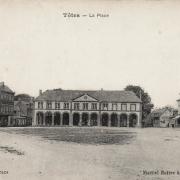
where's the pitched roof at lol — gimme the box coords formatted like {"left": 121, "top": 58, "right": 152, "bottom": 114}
{"left": 0, "top": 82, "right": 14, "bottom": 93}
{"left": 36, "top": 89, "right": 141, "bottom": 102}
{"left": 151, "top": 107, "right": 174, "bottom": 117}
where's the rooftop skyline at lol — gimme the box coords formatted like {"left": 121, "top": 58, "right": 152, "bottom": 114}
{"left": 0, "top": 0, "right": 180, "bottom": 108}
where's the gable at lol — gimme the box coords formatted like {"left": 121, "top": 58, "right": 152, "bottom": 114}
{"left": 73, "top": 94, "right": 98, "bottom": 102}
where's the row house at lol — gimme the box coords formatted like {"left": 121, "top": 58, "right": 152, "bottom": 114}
{"left": 33, "top": 89, "right": 142, "bottom": 127}
{"left": 0, "top": 82, "right": 14, "bottom": 126}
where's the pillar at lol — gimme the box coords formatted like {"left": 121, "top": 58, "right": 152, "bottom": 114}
{"left": 8, "top": 116, "right": 11, "bottom": 127}
{"left": 43, "top": 113, "right": 45, "bottom": 126}
{"left": 52, "top": 113, "right": 54, "bottom": 126}
{"left": 127, "top": 115, "right": 129, "bottom": 127}
{"left": 88, "top": 114, "right": 90, "bottom": 126}
{"left": 117, "top": 115, "right": 120, "bottom": 127}
{"left": 108, "top": 114, "right": 111, "bottom": 127}
{"left": 69, "top": 112, "right": 73, "bottom": 126}
{"left": 97, "top": 113, "right": 101, "bottom": 126}
{"left": 137, "top": 113, "right": 142, "bottom": 128}
{"left": 60, "top": 113, "right": 63, "bottom": 126}
{"left": 79, "top": 113, "right": 82, "bottom": 126}
{"left": 32, "top": 111, "right": 37, "bottom": 126}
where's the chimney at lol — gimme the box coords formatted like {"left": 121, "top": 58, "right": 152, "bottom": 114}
{"left": 101, "top": 88, "right": 103, "bottom": 91}
{"left": 39, "top": 89, "right": 43, "bottom": 96}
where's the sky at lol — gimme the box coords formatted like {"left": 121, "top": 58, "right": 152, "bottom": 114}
{"left": 0, "top": 0, "right": 180, "bottom": 108}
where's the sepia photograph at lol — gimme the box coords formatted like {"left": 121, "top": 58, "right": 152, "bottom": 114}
{"left": 0, "top": 0, "right": 180, "bottom": 179}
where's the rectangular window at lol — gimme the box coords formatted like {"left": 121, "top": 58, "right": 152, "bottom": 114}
{"left": 74, "top": 103, "right": 80, "bottom": 110}
{"left": 64, "top": 103, "right": 69, "bottom": 109}
{"left": 121, "top": 104, "right": 127, "bottom": 111}
{"left": 102, "top": 103, "right": 108, "bottom": 110}
{"left": 112, "top": 103, "right": 117, "bottom": 110}
{"left": 38, "top": 102, "right": 43, "bottom": 109}
{"left": 130, "top": 104, "right": 136, "bottom": 111}
{"left": 55, "top": 102, "right": 60, "bottom": 109}
{"left": 83, "top": 103, "right": 88, "bottom": 110}
{"left": 91, "top": 103, "right": 97, "bottom": 110}
{"left": 47, "top": 102, "right": 52, "bottom": 109}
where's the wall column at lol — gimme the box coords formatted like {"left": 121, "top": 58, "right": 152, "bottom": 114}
{"left": 33, "top": 111, "right": 37, "bottom": 126}
{"left": 79, "top": 113, "right": 82, "bottom": 126}
{"left": 52, "top": 113, "right": 54, "bottom": 126}
{"left": 88, "top": 114, "right": 90, "bottom": 126}
{"left": 8, "top": 116, "right": 11, "bottom": 127}
{"left": 136, "top": 113, "right": 141, "bottom": 128}
{"left": 98, "top": 113, "right": 101, "bottom": 126}
{"left": 108, "top": 114, "right": 111, "bottom": 127}
{"left": 127, "top": 114, "right": 129, "bottom": 127}
{"left": 117, "top": 114, "right": 120, "bottom": 127}
{"left": 60, "top": 113, "right": 63, "bottom": 126}
{"left": 69, "top": 112, "right": 73, "bottom": 126}
{"left": 43, "top": 113, "right": 45, "bottom": 126}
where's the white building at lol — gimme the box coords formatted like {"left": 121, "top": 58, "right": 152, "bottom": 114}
{"left": 33, "top": 89, "right": 142, "bottom": 127}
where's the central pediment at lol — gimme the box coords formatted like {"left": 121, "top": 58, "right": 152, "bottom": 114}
{"left": 73, "top": 94, "right": 98, "bottom": 102}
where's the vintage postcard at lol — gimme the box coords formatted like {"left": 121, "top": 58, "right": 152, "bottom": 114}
{"left": 0, "top": 0, "right": 180, "bottom": 180}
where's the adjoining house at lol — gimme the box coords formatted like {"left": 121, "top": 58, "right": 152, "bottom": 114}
{"left": 151, "top": 107, "right": 177, "bottom": 128}
{"left": 33, "top": 89, "right": 142, "bottom": 127}
{"left": 0, "top": 82, "right": 14, "bottom": 126}
{"left": 171, "top": 99, "right": 180, "bottom": 127}
{"left": 11, "top": 94, "right": 34, "bottom": 126}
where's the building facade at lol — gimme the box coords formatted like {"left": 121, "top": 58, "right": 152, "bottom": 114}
{"left": 0, "top": 82, "right": 14, "bottom": 126}
{"left": 171, "top": 99, "right": 180, "bottom": 127}
{"left": 151, "top": 107, "right": 177, "bottom": 128}
{"left": 11, "top": 94, "right": 34, "bottom": 126}
{"left": 33, "top": 89, "right": 142, "bottom": 127}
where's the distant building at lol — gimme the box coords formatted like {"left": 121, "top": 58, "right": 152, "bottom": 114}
{"left": 0, "top": 82, "right": 14, "bottom": 126}
{"left": 11, "top": 94, "right": 34, "bottom": 126}
{"left": 33, "top": 89, "right": 142, "bottom": 127}
{"left": 171, "top": 99, "right": 180, "bottom": 127}
{"left": 151, "top": 107, "right": 177, "bottom": 127}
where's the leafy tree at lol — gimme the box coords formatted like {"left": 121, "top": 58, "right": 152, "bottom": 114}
{"left": 124, "top": 85, "right": 154, "bottom": 120}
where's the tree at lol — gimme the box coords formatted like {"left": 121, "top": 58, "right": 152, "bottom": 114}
{"left": 124, "top": 85, "right": 154, "bottom": 120}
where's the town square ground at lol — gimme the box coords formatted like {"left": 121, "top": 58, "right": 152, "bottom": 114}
{"left": 0, "top": 127, "right": 180, "bottom": 180}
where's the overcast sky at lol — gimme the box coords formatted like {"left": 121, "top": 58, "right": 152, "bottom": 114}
{"left": 0, "top": 0, "right": 180, "bottom": 108}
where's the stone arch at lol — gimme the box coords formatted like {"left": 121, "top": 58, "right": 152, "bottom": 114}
{"left": 36, "top": 112, "right": 44, "bottom": 125}
{"left": 129, "top": 113, "right": 138, "bottom": 127}
{"left": 82, "top": 113, "right": 89, "bottom": 126}
{"left": 54, "top": 112, "right": 61, "bottom": 125}
{"left": 73, "top": 113, "right": 80, "bottom": 126}
{"left": 101, "top": 113, "right": 109, "bottom": 126}
{"left": 45, "top": 111, "right": 52, "bottom": 126}
{"left": 120, "top": 114, "right": 128, "bottom": 127}
{"left": 90, "top": 113, "right": 98, "bottom": 126}
{"left": 63, "top": 112, "right": 69, "bottom": 125}
{"left": 111, "top": 113, "right": 118, "bottom": 127}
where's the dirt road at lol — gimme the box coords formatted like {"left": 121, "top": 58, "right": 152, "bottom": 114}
{"left": 0, "top": 127, "right": 180, "bottom": 180}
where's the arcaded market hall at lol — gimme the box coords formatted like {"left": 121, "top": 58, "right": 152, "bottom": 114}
{"left": 33, "top": 89, "right": 142, "bottom": 127}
